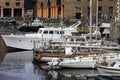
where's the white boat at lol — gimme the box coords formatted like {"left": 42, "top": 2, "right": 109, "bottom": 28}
{"left": 2, "top": 21, "right": 81, "bottom": 50}
{"left": 47, "top": 52, "right": 120, "bottom": 69}
{"left": 59, "top": 52, "right": 120, "bottom": 69}
{"left": 96, "top": 61, "right": 120, "bottom": 74}
{"left": 17, "top": 18, "right": 44, "bottom": 32}
{"left": 31, "top": 18, "right": 43, "bottom": 27}
{"left": 58, "top": 56, "right": 97, "bottom": 69}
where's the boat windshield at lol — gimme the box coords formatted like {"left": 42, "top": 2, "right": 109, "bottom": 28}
{"left": 38, "top": 30, "right": 42, "bottom": 33}
{"left": 110, "top": 62, "right": 116, "bottom": 67}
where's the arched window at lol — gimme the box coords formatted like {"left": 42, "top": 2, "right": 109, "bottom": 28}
{"left": 47, "top": 0, "right": 51, "bottom": 18}
{"left": 40, "top": 2, "right": 43, "bottom": 8}
{"left": 47, "top": 0, "right": 51, "bottom": 7}
{"left": 75, "top": 12, "right": 81, "bottom": 19}
{"left": 56, "top": 0, "right": 61, "bottom": 5}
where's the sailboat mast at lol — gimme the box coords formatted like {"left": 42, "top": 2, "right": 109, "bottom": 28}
{"left": 90, "top": 0, "right": 92, "bottom": 45}
{"left": 118, "top": 0, "right": 120, "bottom": 22}
{"left": 96, "top": 0, "right": 98, "bottom": 39}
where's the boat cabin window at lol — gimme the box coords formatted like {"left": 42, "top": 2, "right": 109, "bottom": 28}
{"left": 43, "top": 30, "right": 48, "bottom": 34}
{"left": 72, "top": 32, "right": 79, "bottom": 36}
{"left": 54, "top": 30, "right": 59, "bottom": 34}
{"left": 60, "top": 31, "right": 64, "bottom": 34}
{"left": 76, "top": 39, "right": 85, "bottom": 42}
{"left": 110, "top": 62, "right": 116, "bottom": 67}
{"left": 49, "top": 31, "right": 53, "bottom": 34}
{"left": 71, "top": 39, "right": 74, "bottom": 41}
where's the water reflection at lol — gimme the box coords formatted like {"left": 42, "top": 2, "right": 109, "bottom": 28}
{"left": 0, "top": 51, "right": 41, "bottom": 80}
{"left": 0, "top": 51, "right": 99, "bottom": 80}
{"left": 34, "top": 63, "right": 99, "bottom": 80}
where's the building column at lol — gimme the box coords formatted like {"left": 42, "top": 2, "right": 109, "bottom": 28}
{"left": 11, "top": 8, "right": 14, "bottom": 17}
{"left": 37, "top": 8, "right": 41, "bottom": 17}
{"left": 61, "top": 6, "right": 64, "bottom": 18}
{"left": 40, "top": 9, "right": 42, "bottom": 17}
{"left": 22, "top": 8, "right": 24, "bottom": 17}
{"left": 44, "top": 8, "right": 46, "bottom": 18}
{"left": 43, "top": 8, "right": 45, "bottom": 18}
{"left": 52, "top": 7, "right": 54, "bottom": 18}
{"left": 38, "top": 9, "right": 40, "bottom": 17}
{"left": 50, "top": 7, "right": 52, "bottom": 18}
{"left": 55, "top": 7, "right": 58, "bottom": 19}
{"left": 37, "top": 9, "right": 39, "bottom": 17}
{"left": 45, "top": 8, "right": 47, "bottom": 18}
{"left": 42, "top": 8, "right": 44, "bottom": 18}
{"left": 1, "top": 8, "right": 3, "bottom": 17}
{"left": 53, "top": 7, "right": 55, "bottom": 18}
{"left": 44, "top": 8, "right": 45, "bottom": 18}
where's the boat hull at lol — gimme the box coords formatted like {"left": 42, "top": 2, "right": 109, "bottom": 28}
{"left": 97, "top": 65, "right": 120, "bottom": 74}
{"left": 58, "top": 54, "right": 120, "bottom": 69}
{"left": 59, "top": 61, "right": 96, "bottom": 68}
{"left": 1, "top": 35, "right": 54, "bottom": 50}
{"left": 58, "top": 57, "right": 97, "bottom": 69}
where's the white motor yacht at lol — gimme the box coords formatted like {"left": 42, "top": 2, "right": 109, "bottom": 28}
{"left": 2, "top": 21, "right": 81, "bottom": 50}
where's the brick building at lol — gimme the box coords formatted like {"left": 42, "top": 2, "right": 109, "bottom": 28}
{"left": 33, "top": 0, "right": 117, "bottom": 24}
{"left": 24, "top": 0, "right": 33, "bottom": 10}
{"left": 0, "top": 0, "right": 24, "bottom": 17}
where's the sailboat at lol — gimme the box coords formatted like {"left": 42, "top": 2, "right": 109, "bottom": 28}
{"left": 96, "top": 60, "right": 120, "bottom": 74}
